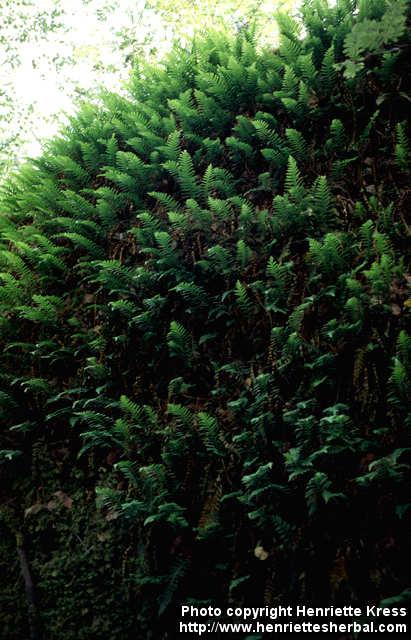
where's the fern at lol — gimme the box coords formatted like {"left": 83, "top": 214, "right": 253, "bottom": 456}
{"left": 18, "top": 294, "right": 62, "bottom": 324}
{"left": 167, "top": 321, "right": 193, "bottom": 363}
{"left": 164, "top": 150, "right": 201, "bottom": 200}
{"left": 310, "top": 175, "right": 333, "bottom": 225}
{"left": 197, "top": 412, "right": 225, "bottom": 457}
{"left": 0, "top": 7, "right": 410, "bottom": 633}
{"left": 285, "top": 128, "right": 308, "bottom": 162}
{"left": 236, "top": 239, "right": 253, "bottom": 268}
{"left": 305, "top": 472, "right": 345, "bottom": 516}
{"left": 395, "top": 122, "right": 410, "bottom": 169}
{"left": 285, "top": 156, "right": 305, "bottom": 202}
{"left": 234, "top": 280, "right": 254, "bottom": 315}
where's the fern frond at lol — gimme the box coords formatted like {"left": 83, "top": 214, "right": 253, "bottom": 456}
{"left": 167, "top": 321, "right": 192, "bottom": 363}
{"left": 197, "top": 412, "right": 225, "bottom": 457}
{"left": 234, "top": 280, "right": 254, "bottom": 315}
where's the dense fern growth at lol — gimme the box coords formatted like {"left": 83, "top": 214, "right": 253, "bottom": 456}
{"left": 1, "top": 1, "right": 410, "bottom": 638}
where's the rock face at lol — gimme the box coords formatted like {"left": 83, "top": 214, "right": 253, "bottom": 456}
{"left": 0, "top": 2, "right": 410, "bottom": 638}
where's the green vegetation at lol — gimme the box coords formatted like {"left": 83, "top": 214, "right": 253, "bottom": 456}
{"left": 0, "top": 1, "right": 410, "bottom": 638}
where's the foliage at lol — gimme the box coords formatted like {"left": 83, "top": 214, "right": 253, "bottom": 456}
{"left": 0, "top": 0, "right": 295, "bottom": 175}
{"left": 0, "top": 0, "right": 410, "bottom": 637}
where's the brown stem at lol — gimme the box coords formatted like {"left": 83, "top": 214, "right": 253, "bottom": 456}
{"left": 16, "top": 532, "right": 41, "bottom": 640}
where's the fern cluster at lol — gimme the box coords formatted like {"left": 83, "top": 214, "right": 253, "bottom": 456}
{"left": 0, "top": 1, "right": 410, "bottom": 637}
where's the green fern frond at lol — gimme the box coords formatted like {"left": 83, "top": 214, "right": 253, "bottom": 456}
{"left": 149, "top": 191, "right": 182, "bottom": 213}
{"left": 167, "top": 321, "right": 192, "bottom": 363}
{"left": 285, "top": 156, "right": 305, "bottom": 201}
{"left": 234, "top": 280, "right": 254, "bottom": 315}
{"left": 236, "top": 239, "right": 253, "bottom": 268}
{"left": 197, "top": 412, "right": 225, "bottom": 457}
{"left": 395, "top": 122, "right": 410, "bottom": 169}
{"left": 310, "top": 175, "right": 333, "bottom": 225}
{"left": 285, "top": 129, "right": 308, "bottom": 162}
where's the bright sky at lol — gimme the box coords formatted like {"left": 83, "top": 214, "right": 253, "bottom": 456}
{"left": 6, "top": 0, "right": 157, "bottom": 158}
